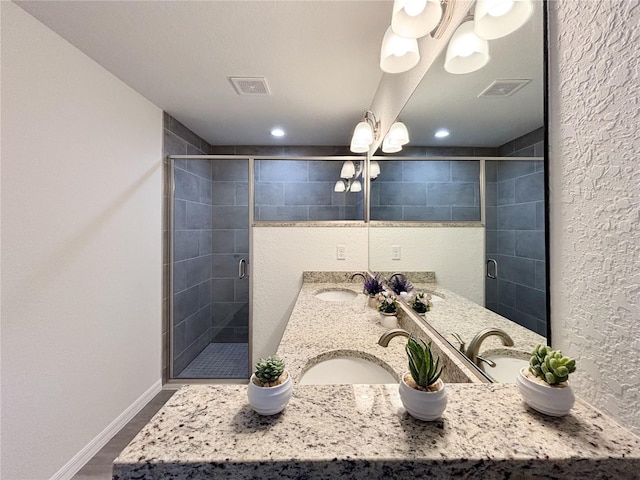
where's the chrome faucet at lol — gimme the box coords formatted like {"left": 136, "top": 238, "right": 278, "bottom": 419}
{"left": 464, "top": 328, "right": 514, "bottom": 366}
{"left": 378, "top": 328, "right": 410, "bottom": 347}
{"left": 349, "top": 272, "right": 367, "bottom": 282}
{"left": 450, "top": 332, "right": 466, "bottom": 353}
{"left": 388, "top": 272, "right": 404, "bottom": 282}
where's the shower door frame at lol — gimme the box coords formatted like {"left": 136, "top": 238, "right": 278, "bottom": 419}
{"left": 167, "top": 155, "right": 254, "bottom": 384}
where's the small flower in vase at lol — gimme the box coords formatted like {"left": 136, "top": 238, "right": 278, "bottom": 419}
{"left": 377, "top": 291, "right": 398, "bottom": 315}
{"left": 363, "top": 274, "right": 385, "bottom": 297}
{"left": 389, "top": 275, "right": 413, "bottom": 296}
{"left": 410, "top": 292, "right": 432, "bottom": 315}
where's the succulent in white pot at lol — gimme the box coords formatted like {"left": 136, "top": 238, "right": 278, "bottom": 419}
{"left": 516, "top": 344, "right": 576, "bottom": 417}
{"left": 247, "top": 356, "right": 293, "bottom": 415}
{"left": 398, "top": 336, "right": 447, "bottom": 421}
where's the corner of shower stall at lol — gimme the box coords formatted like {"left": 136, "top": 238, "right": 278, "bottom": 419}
{"left": 168, "top": 156, "right": 251, "bottom": 382}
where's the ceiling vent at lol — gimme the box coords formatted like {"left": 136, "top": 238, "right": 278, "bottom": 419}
{"left": 478, "top": 79, "right": 531, "bottom": 98}
{"left": 229, "top": 77, "right": 271, "bottom": 96}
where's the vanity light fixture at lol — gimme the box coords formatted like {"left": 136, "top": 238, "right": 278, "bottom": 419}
{"left": 435, "top": 128, "right": 450, "bottom": 138}
{"left": 334, "top": 179, "right": 348, "bottom": 193}
{"left": 340, "top": 160, "right": 356, "bottom": 179}
{"left": 444, "top": 19, "right": 490, "bottom": 74}
{"left": 474, "top": 0, "right": 533, "bottom": 40}
{"left": 370, "top": 160, "right": 381, "bottom": 179}
{"left": 381, "top": 121, "right": 410, "bottom": 153}
{"left": 391, "top": 0, "right": 443, "bottom": 39}
{"left": 334, "top": 178, "right": 362, "bottom": 193}
{"left": 386, "top": 121, "right": 410, "bottom": 146}
{"left": 270, "top": 127, "right": 285, "bottom": 137}
{"left": 382, "top": 137, "right": 403, "bottom": 153}
{"left": 380, "top": 26, "right": 420, "bottom": 74}
{"left": 349, "top": 110, "right": 380, "bottom": 153}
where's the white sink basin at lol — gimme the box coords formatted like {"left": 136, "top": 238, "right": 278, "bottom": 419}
{"left": 481, "top": 355, "right": 530, "bottom": 383}
{"left": 314, "top": 288, "right": 358, "bottom": 302}
{"left": 299, "top": 357, "right": 397, "bottom": 385}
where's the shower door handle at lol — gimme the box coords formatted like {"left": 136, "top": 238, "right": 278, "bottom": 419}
{"left": 487, "top": 259, "right": 498, "bottom": 279}
{"left": 238, "top": 258, "right": 247, "bottom": 279}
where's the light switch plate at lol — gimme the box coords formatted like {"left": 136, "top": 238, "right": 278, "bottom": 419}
{"left": 391, "top": 245, "right": 401, "bottom": 260}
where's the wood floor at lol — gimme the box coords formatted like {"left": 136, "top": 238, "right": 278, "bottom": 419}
{"left": 71, "top": 390, "right": 175, "bottom": 480}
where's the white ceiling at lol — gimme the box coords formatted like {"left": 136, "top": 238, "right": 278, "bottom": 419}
{"left": 15, "top": 0, "right": 544, "bottom": 149}
{"left": 401, "top": 0, "right": 544, "bottom": 147}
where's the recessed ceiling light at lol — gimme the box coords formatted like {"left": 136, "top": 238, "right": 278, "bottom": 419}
{"left": 434, "top": 129, "right": 450, "bottom": 138}
{"left": 270, "top": 127, "right": 285, "bottom": 137}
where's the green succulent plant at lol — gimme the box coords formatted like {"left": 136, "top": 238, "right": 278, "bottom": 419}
{"left": 254, "top": 356, "right": 285, "bottom": 385}
{"left": 529, "top": 344, "right": 576, "bottom": 385}
{"left": 406, "top": 336, "right": 442, "bottom": 389}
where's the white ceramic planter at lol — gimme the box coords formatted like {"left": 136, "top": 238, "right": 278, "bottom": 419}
{"left": 516, "top": 367, "right": 575, "bottom": 417}
{"left": 379, "top": 312, "right": 398, "bottom": 328}
{"left": 247, "top": 371, "right": 293, "bottom": 415}
{"left": 398, "top": 373, "right": 447, "bottom": 421}
{"left": 367, "top": 295, "right": 378, "bottom": 308}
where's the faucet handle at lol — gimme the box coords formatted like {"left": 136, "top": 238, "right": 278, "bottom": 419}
{"left": 451, "top": 333, "right": 466, "bottom": 353}
{"left": 476, "top": 355, "right": 496, "bottom": 368}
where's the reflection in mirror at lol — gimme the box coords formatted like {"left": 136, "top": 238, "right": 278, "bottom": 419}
{"left": 254, "top": 159, "right": 364, "bottom": 222}
{"left": 370, "top": 159, "right": 481, "bottom": 222}
{"left": 368, "top": 0, "right": 547, "bottom": 360}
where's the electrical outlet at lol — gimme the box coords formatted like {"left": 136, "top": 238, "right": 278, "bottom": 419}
{"left": 336, "top": 245, "right": 346, "bottom": 260}
{"left": 391, "top": 245, "right": 401, "bottom": 260}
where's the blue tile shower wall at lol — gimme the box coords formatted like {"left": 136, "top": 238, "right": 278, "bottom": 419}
{"left": 486, "top": 127, "right": 546, "bottom": 337}
{"left": 209, "top": 160, "right": 249, "bottom": 346}
{"left": 370, "top": 160, "right": 481, "bottom": 221}
{"left": 254, "top": 160, "right": 364, "bottom": 221}
{"left": 164, "top": 113, "right": 217, "bottom": 376}
{"left": 165, "top": 114, "right": 250, "bottom": 378}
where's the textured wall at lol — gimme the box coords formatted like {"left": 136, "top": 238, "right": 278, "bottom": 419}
{"left": 549, "top": 0, "right": 640, "bottom": 435}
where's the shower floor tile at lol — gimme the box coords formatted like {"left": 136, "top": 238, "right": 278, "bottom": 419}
{"left": 177, "top": 343, "right": 248, "bottom": 379}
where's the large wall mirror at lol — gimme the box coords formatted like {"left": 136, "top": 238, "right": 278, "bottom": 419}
{"left": 368, "top": 0, "right": 548, "bottom": 344}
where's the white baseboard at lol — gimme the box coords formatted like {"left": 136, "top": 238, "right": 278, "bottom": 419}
{"left": 50, "top": 379, "right": 162, "bottom": 480}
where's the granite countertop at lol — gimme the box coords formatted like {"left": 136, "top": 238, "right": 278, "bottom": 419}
{"left": 113, "top": 383, "right": 640, "bottom": 479}
{"left": 112, "top": 272, "right": 640, "bottom": 479}
{"left": 276, "top": 273, "right": 482, "bottom": 385}
{"left": 409, "top": 283, "right": 546, "bottom": 358}
{"left": 276, "top": 280, "right": 419, "bottom": 384}
{"left": 275, "top": 271, "right": 542, "bottom": 386}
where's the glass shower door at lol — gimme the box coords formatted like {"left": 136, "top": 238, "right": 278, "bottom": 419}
{"left": 170, "top": 157, "right": 250, "bottom": 380}
{"left": 485, "top": 160, "right": 547, "bottom": 337}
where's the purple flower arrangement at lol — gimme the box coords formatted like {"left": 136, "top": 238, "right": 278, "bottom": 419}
{"left": 363, "top": 274, "right": 384, "bottom": 297}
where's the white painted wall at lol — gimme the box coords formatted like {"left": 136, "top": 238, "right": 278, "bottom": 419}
{"left": 548, "top": 1, "right": 640, "bottom": 435}
{"left": 1, "top": 3, "right": 163, "bottom": 479}
{"left": 369, "top": 227, "right": 485, "bottom": 305}
{"left": 252, "top": 227, "right": 368, "bottom": 362}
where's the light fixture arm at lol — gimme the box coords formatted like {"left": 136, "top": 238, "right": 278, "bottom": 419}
{"left": 432, "top": 0, "right": 465, "bottom": 40}
{"left": 363, "top": 110, "right": 380, "bottom": 142}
